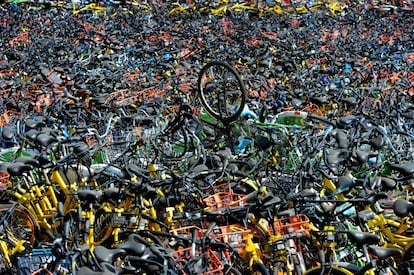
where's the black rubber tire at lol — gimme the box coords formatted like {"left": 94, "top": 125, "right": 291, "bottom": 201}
{"left": 0, "top": 204, "right": 39, "bottom": 245}
{"left": 154, "top": 126, "right": 188, "bottom": 159}
{"left": 403, "top": 245, "right": 414, "bottom": 273}
{"left": 197, "top": 60, "right": 247, "bottom": 123}
{"left": 63, "top": 211, "right": 81, "bottom": 249}
{"left": 93, "top": 208, "right": 112, "bottom": 246}
{"left": 398, "top": 261, "right": 414, "bottom": 275}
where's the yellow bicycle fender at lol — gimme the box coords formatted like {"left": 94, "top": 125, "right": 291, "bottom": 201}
{"left": 304, "top": 266, "right": 354, "bottom": 275}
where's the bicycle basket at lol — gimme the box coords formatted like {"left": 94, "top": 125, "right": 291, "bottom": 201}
{"left": 16, "top": 248, "right": 55, "bottom": 275}
{"left": 211, "top": 182, "right": 235, "bottom": 193}
{"left": 210, "top": 225, "right": 251, "bottom": 254}
{"left": 272, "top": 214, "right": 310, "bottom": 238}
{"left": 203, "top": 190, "right": 247, "bottom": 212}
{"left": 93, "top": 127, "right": 138, "bottom": 164}
{"left": 170, "top": 247, "right": 225, "bottom": 275}
{"left": 170, "top": 225, "right": 205, "bottom": 239}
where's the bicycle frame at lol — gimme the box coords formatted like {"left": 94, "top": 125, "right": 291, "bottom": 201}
{"left": 0, "top": 234, "right": 26, "bottom": 270}
{"left": 13, "top": 167, "right": 78, "bottom": 237}
{"left": 0, "top": 204, "right": 29, "bottom": 271}
{"left": 366, "top": 211, "right": 414, "bottom": 256}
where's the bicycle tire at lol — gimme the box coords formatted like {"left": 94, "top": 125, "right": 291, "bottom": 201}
{"left": 403, "top": 244, "right": 414, "bottom": 272}
{"left": 304, "top": 266, "right": 354, "bottom": 275}
{"left": 0, "top": 204, "right": 39, "bottom": 245}
{"left": 93, "top": 208, "right": 113, "bottom": 246}
{"left": 63, "top": 211, "right": 81, "bottom": 249}
{"left": 197, "top": 60, "right": 247, "bottom": 123}
{"left": 153, "top": 127, "right": 188, "bottom": 159}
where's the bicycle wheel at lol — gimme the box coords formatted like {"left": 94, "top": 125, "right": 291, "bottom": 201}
{"left": 154, "top": 127, "right": 188, "bottom": 159}
{"left": 403, "top": 245, "right": 414, "bottom": 272}
{"left": 304, "top": 266, "right": 354, "bottom": 275}
{"left": 0, "top": 204, "right": 38, "bottom": 245}
{"left": 63, "top": 211, "right": 81, "bottom": 249}
{"left": 197, "top": 61, "right": 247, "bottom": 123}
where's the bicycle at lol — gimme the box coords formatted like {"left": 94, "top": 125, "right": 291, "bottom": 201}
{"left": 197, "top": 60, "right": 247, "bottom": 124}
{"left": 266, "top": 213, "right": 312, "bottom": 275}
{"left": 201, "top": 185, "right": 270, "bottom": 274}
{"left": 5, "top": 140, "right": 91, "bottom": 241}
{"left": 151, "top": 103, "right": 205, "bottom": 172}
{"left": 168, "top": 221, "right": 268, "bottom": 275}
{"left": 298, "top": 194, "right": 405, "bottom": 275}
{"left": 363, "top": 198, "right": 414, "bottom": 273}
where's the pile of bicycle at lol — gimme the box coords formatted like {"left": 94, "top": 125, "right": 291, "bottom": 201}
{"left": 0, "top": 0, "right": 414, "bottom": 274}
{"left": 0, "top": 59, "right": 411, "bottom": 274}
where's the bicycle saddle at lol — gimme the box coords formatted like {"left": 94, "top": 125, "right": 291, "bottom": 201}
{"left": 353, "top": 149, "right": 378, "bottom": 164}
{"left": 341, "top": 96, "right": 357, "bottom": 106}
{"left": 368, "top": 245, "right": 402, "bottom": 260}
{"left": 393, "top": 199, "right": 414, "bottom": 218}
{"left": 389, "top": 162, "right": 414, "bottom": 177}
{"left": 75, "top": 190, "right": 103, "bottom": 203}
{"left": 255, "top": 136, "right": 273, "bottom": 151}
{"left": 336, "top": 174, "right": 354, "bottom": 193}
{"left": 103, "top": 188, "right": 124, "bottom": 201}
{"left": 311, "top": 95, "right": 329, "bottom": 105}
{"left": 373, "top": 176, "right": 397, "bottom": 191}
{"left": 88, "top": 94, "right": 108, "bottom": 106}
{"left": 124, "top": 163, "right": 148, "bottom": 179}
{"left": 3, "top": 162, "right": 33, "bottom": 176}
{"left": 25, "top": 129, "right": 40, "bottom": 141}
{"left": 261, "top": 194, "right": 283, "bottom": 208}
{"left": 333, "top": 129, "right": 348, "bottom": 148}
{"left": 36, "top": 133, "right": 58, "bottom": 147}
{"left": 115, "top": 234, "right": 146, "bottom": 256}
{"left": 365, "top": 192, "right": 388, "bottom": 206}
{"left": 347, "top": 231, "right": 380, "bottom": 246}
{"left": 358, "top": 209, "right": 375, "bottom": 224}
{"left": 336, "top": 115, "right": 359, "bottom": 129}
{"left": 1, "top": 127, "right": 15, "bottom": 140}
{"left": 325, "top": 148, "right": 347, "bottom": 166}
{"left": 72, "top": 142, "right": 90, "bottom": 159}
{"left": 25, "top": 118, "right": 45, "bottom": 129}
{"left": 94, "top": 245, "right": 126, "bottom": 263}
{"left": 14, "top": 156, "right": 40, "bottom": 167}
{"left": 369, "top": 135, "right": 385, "bottom": 149}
